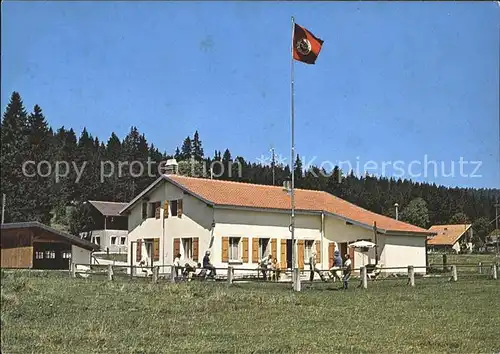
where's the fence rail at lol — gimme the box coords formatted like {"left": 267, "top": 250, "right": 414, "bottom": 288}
{"left": 2, "top": 261, "right": 497, "bottom": 291}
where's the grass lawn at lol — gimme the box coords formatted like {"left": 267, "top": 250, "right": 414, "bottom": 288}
{"left": 1, "top": 271, "right": 499, "bottom": 354}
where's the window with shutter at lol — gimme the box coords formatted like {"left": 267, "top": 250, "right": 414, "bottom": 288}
{"left": 315, "top": 241, "right": 321, "bottom": 263}
{"left": 271, "top": 239, "right": 277, "bottom": 258}
{"left": 328, "top": 242, "right": 335, "bottom": 267}
{"left": 136, "top": 240, "right": 142, "bottom": 262}
{"left": 298, "top": 240, "right": 305, "bottom": 269}
{"left": 177, "top": 199, "right": 183, "bottom": 218}
{"left": 192, "top": 238, "right": 199, "bottom": 261}
{"left": 252, "top": 238, "right": 259, "bottom": 263}
{"left": 222, "top": 237, "right": 229, "bottom": 262}
{"left": 155, "top": 202, "right": 161, "bottom": 219}
{"left": 242, "top": 237, "right": 249, "bottom": 263}
{"left": 173, "top": 238, "right": 180, "bottom": 261}
{"left": 280, "top": 239, "right": 287, "bottom": 270}
{"left": 153, "top": 238, "right": 160, "bottom": 261}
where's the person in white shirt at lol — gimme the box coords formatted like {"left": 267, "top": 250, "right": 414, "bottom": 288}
{"left": 173, "top": 253, "right": 182, "bottom": 278}
{"left": 259, "top": 254, "right": 272, "bottom": 280}
{"left": 343, "top": 254, "right": 352, "bottom": 289}
{"left": 309, "top": 251, "right": 326, "bottom": 282}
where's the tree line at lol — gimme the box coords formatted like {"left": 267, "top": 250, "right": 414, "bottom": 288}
{"left": 1, "top": 92, "right": 499, "bottom": 242}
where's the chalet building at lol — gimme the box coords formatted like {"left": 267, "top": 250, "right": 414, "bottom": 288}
{"left": 427, "top": 224, "right": 473, "bottom": 254}
{"left": 81, "top": 200, "right": 128, "bottom": 254}
{"left": 119, "top": 174, "right": 434, "bottom": 277}
{"left": 1, "top": 222, "right": 99, "bottom": 270}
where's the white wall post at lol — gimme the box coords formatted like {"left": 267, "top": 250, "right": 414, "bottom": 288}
{"left": 227, "top": 266, "right": 234, "bottom": 284}
{"left": 451, "top": 265, "right": 458, "bottom": 282}
{"left": 71, "top": 262, "right": 77, "bottom": 278}
{"left": 107, "top": 264, "right": 114, "bottom": 281}
{"left": 492, "top": 264, "right": 498, "bottom": 280}
{"left": 170, "top": 265, "right": 176, "bottom": 283}
{"left": 360, "top": 266, "right": 368, "bottom": 289}
{"left": 293, "top": 268, "right": 301, "bottom": 292}
{"left": 479, "top": 262, "right": 482, "bottom": 274}
{"left": 152, "top": 266, "right": 159, "bottom": 283}
{"left": 408, "top": 265, "right": 415, "bottom": 287}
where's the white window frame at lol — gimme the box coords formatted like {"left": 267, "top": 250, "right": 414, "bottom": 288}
{"left": 259, "top": 238, "right": 270, "bottom": 259}
{"left": 111, "top": 236, "right": 117, "bottom": 245}
{"left": 62, "top": 251, "right": 72, "bottom": 259}
{"left": 229, "top": 237, "right": 241, "bottom": 261}
{"left": 120, "top": 237, "right": 126, "bottom": 245}
{"left": 94, "top": 237, "right": 101, "bottom": 246}
{"left": 304, "top": 240, "right": 314, "bottom": 264}
{"left": 182, "top": 238, "right": 193, "bottom": 259}
{"left": 35, "top": 251, "right": 44, "bottom": 259}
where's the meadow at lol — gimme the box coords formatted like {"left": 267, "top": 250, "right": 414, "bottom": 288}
{"left": 1, "top": 268, "right": 499, "bottom": 354}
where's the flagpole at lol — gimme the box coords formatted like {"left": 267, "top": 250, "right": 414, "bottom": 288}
{"left": 290, "top": 16, "right": 297, "bottom": 288}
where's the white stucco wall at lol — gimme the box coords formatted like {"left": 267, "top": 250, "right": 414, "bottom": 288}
{"left": 71, "top": 245, "right": 91, "bottom": 265}
{"left": 126, "top": 181, "right": 213, "bottom": 273}
{"left": 90, "top": 229, "right": 128, "bottom": 253}
{"left": 378, "top": 234, "right": 427, "bottom": 274}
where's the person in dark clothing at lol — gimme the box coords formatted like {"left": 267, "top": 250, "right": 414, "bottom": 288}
{"left": 202, "top": 250, "right": 216, "bottom": 277}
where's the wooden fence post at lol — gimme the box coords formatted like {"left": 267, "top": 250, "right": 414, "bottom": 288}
{"left": 293, "top": 268, "right": 301, "bottom": 292}
{"left": 227, "top": 266, "right": 234, "bottom": 285}
{"left": 492, "top": 264, "right": 498, "bottom": 280}
{"left": 478, "top": 262, "right": 482, "bottom": 274}
{"left": 451, "top": 265, "right": 458, "bottom": 282}
{"left": 107, "top": 264, "right": 114, "bottom": 281}
{"left": 170, "top": 265, "right": 176, "bottom": 283}
{"left": 152, "top": 266, "right": 159, "bottom": 283}
{"left": 360, "top": 266, "right": 368, "bottom": 289}
{"left": 408, "top": 265, "right": 415, "bottom": 287}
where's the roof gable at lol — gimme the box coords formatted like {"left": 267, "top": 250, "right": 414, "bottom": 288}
{"left": 427, "top": 224, "right": 471, "bottom": 245}
{"left": 87, "top": 200, "right": 128, "bottom": 216}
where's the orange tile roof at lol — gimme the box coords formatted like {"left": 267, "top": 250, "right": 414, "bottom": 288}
{"left": 166, "top": 175, "right": 432, "bottom": 235}
{"left": 427, "top": 224, "right": 471, "bottom": 245}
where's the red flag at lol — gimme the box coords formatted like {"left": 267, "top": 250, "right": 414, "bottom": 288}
{"left": 293, "top": 23, "right": 324, "bottom": 65}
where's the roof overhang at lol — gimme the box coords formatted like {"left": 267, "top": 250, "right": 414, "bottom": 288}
{"left": 0, "top": 222, "right": 99, "bottom": 251}
{"left": 118, "top": 175, "right": 433, "bottom": 237}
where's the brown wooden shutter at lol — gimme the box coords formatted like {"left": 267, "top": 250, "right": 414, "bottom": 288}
{"left": 271, "top": 238, "right": 277, "bottom": 258}
{"left": 177, "top": 199, "right": 183, "bottom": 218}
{"left": 315, "top": 241, "right": 321, "bottom": 263}
{"left": 193, "top": 237, "right": 199, "bottom": 261}
{"left": 349, "top": 245, "right": 355, "bottom": 268}
{"left": 252, "top": 238, "right": 259, "bottom": 263}
{"left": 328, "top": 242, "right": 335, "bottom": 267}
{"left": 280, "top": 239, "right": 287, "bottom": 269}
{"left": 136, "top": 240, "right": 142, "bottom": 262}
{"left": 153, "top": 238, "right": 160, "bottom": 261}
{"left": 163, "top": 201, "right": 169, "bottom": 218}
{"left": 242, "top": 237, "right": 249, "bottom": 263}
{"left": 173, "top": 238, "right": 180, "bottom": 261}
{"left": 298, "top": 240, "right": 305, "bottom": 269}
{"left": 155, "top": 202, "right": 161, "bottom": 219}
{"left": 222, "top": 237, "right": 229, "bottom": 262}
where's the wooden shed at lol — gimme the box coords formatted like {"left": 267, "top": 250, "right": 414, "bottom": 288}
{"left": 1, "top": 222, "right": 99, "bottom": 269}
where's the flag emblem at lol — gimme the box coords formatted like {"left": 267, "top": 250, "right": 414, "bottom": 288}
{"left": 293, "top": 23, "right": 323, "bottom": 65}
{"left": 296, "top": 38, "right": 312, "bottom": 56}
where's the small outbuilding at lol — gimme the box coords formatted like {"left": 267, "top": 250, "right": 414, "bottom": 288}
{"left": 1, "top": 221, "right": 99, "bottom": 270}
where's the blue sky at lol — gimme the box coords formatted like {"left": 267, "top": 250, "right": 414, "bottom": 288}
{"left": 2, "top": 1, "right": 499, "bottom": 189}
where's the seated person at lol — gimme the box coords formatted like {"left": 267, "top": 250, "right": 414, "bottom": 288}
{"left": 202, "top": 250, "right": 216, "bottom": 277}
{"left": 270, "top": 257, "right": 281, "bottom": 281}
{"left": 329, "top": 250, "right": 343, "bottom": 282}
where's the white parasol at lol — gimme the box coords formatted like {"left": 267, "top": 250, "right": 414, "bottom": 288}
{"left": 348, "top": 240, "right": 376, "bottom": 248}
